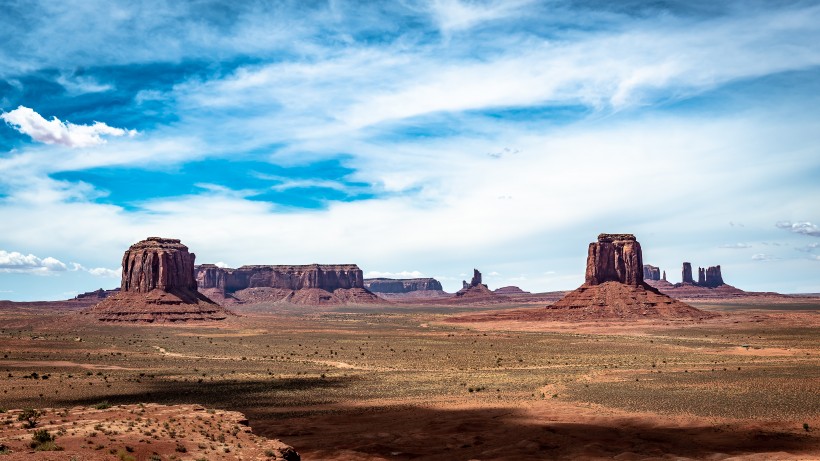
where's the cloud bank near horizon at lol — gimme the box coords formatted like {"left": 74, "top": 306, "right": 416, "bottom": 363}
{"left": 0, "top": 0, "right": 819, "bottom": 299}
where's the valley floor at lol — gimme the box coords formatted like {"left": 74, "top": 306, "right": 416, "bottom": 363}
{"left": 0, "top": 301, "right": 819, "bottom": 460}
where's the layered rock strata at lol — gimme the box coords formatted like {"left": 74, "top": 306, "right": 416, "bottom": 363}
{"left": 585, "top": 234, "right": 644, "bottom": 286}
{"left": 196, "top": 264, "right": 380, "bottom": 305}
{"left": 643, "top": 265, "right": 661, "bottom": 281}
{"left": 364, "top": 278, "right": 443, "bottom": 293}
{"left": 549, "top": 234, "right": 709, "bottom": 319}
{"left": 363, "top": 277, "right": 449, "bottom": 300}
{"left": 87, "top": 238, "right": 228, "bottom": 322}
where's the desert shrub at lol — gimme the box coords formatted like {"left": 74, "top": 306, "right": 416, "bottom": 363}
{"left": 175, "top": 445, "right": 187, "bottom": 453}
{"left": 17, "top": 408, "right": 40, "bottom": 428}
{"left": 30, "top": 429, "right": 61, "bottom": 451}
{"left": 32, "top": 429, "right": 53, "bottom": 444}
{"left": 804, "top": 423, "right": 811, "bottom": 432}
{"left": 94, "top": 401, "right": 111, "bottom": 410}
{"left": 0, "top": 443, "right": 10, "bottom": 454}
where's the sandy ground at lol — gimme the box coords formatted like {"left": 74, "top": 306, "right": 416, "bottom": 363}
{"left": 0, "top": 404, "right": 298, "bottom": 460}
{"left": 0, "top": 300, "right": 818, "bottom": 460}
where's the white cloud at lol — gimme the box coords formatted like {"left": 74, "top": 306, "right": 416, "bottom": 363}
{"left": 796, "top": 243, "right": 819, "bottom": 253}
{"left": 364, "top": 270, "right": 426, "bottom": 279}
{"left": 776, "top": 221, "right": 820, "bottom": 237}
{"left": 88, "top": 267, "right": 121, "bottom": 278}
{"left": 214, "top": 262, "right": 229, "bottom": 268}
{"left": 720, "top": 243, "right": 752, "bottom": 249}
{"left": 0, "top": 250, "right": 67, "bottom": 273}
{"left": 751, "top": 253, "right": 779, "bottom": 262}
{"left": 1, "top": 106, "right": 136, "bottom": 148}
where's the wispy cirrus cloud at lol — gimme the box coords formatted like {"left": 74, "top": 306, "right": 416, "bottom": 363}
{"left": 720, "top": 243, "right": 751, "bottom": 249}
{"left": 1, "top": 106, "right": 136, "bottom": 148}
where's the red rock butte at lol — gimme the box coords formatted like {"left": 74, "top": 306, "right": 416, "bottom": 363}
{"left": 548, "top": 234, "right": 711, "bottom": 319}
{"left": 455, "top": 269, "right": 495, "bottom": 298}
{"left": 86, "top": 237, "right": 230, "bottom": 322}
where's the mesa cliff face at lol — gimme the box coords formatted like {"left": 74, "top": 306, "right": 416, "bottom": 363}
{"left": 585, "top": 234, "right": 643, "bottom": 286}
{"left": 364, "top": 278, "right": 444, "bottom": 293}
{"left": 643, "top": 265, "right": 661, "bottom": 281}
{"left": 549, "top": 234, "right": 709, "bottom": 319}
{"left": 87, "top": 238, "right": 228, "bottom": 322}
{"left": 196, "top": 264, "right": 379, "bottom": 305}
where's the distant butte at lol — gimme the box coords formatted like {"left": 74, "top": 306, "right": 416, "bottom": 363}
{"left": 363, "top": 277, "right": 450, "bottom": 300}
{"left": 547, "top": 234, "right": 711, "bottom": 319}
{"left": 196, "top": 264, "right": 381, "bottom": 305}
{"left": 85, "top": 237, "right": 230, "bottom": 322}
{"left": 455, "top": 269, "right": 496, "bottom": 298}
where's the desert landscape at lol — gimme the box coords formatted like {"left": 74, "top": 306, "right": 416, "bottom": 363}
{"left": 1, "top": 234, "right": 818, "bottom": 460}
{"left": 2, "top": 2, "right": 820, "bottom": 460}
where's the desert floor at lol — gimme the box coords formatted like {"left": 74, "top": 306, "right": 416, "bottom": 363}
{"left": 1, "top": 300, "right": 819, "bottom": 460}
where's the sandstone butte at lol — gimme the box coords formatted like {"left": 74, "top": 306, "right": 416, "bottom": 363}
{"left": 548, "top": 234, "right": 711, "bottom": 319}
{"left": 85, "top": 237, "right": 231, "bottom": 322}
{"left": 455, "top": 269, "right": 496, "bottom": 298}
{"left": 196, "top": 263, "right": 380, "bottom": 305}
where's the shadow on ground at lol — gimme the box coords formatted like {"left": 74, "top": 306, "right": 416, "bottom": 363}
{"left": 52, "top": 376, "right": 354, "bottom": 410}
{"left": 250, "top": 405, "right": 819, "bottom": 461}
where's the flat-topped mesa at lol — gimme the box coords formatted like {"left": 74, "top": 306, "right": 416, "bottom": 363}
{"left": 585, "top": 233, "right": 643, "bottom": 287}
{"left": 86, "top": 237, "right": 228, "bottom": 322}
{"left": 364, "top": 278, "right": 443, "bottom": 294}
{"left": 217, "top": 264, "right": 364, "bottom": 292}
{"left": 195, "top": 263, "right": 379, "bottom": 305}
{"left": 643, "top": 264, "right": 661, "bottom": 281}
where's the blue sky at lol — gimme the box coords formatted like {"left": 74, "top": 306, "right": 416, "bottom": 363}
{"left": 1, "top": 0, "right": 820, "bottom": 300}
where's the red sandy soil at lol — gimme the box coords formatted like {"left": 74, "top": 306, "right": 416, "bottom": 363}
{"left": 0, "top": 404, "right": 298, "bottom": 460}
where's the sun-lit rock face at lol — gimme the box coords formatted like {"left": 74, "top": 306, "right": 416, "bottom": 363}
{"left": 585, "top": 234, "right": 643, "bottom": 287}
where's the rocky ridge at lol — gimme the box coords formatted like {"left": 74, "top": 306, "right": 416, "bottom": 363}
{"left": 196, "top": 264, "right": 380, "bottom": 305}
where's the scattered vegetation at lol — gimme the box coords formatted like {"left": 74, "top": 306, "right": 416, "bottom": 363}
{"left": 30, "top": 429, "right": 61, "bottom": 451}
{"left": 17, "top": 409, "right": 40, "bottom": 428}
